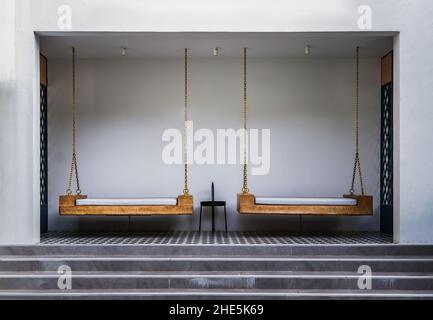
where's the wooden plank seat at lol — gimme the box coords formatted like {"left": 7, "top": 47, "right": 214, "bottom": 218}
{"left": 59, "top": 194, "right": 193, "bottom": 216}
{"left": 238, "top": 193, "right": 373, "bottom": 216}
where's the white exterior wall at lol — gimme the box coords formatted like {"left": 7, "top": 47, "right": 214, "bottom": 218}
{"left": 1, "top": 0, "right": 433, "bottom": 243}
{"left": 0, "top": 0, "right": 39, "bottom": 244}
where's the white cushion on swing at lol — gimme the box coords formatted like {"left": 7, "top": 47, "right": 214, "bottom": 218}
{"left": 76, "top": 197, "right": 178, "bottom": 206}
{"left": 255, "top": 197, "right": 357, "bottom": 206}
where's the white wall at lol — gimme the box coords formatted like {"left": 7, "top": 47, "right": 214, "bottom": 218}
{"left": 48, "top": 57, "right": 380, "bottom": 231}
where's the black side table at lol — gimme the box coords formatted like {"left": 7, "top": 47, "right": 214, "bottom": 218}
{"left": 199, "top": 182, "right": 227, "bottom": 233}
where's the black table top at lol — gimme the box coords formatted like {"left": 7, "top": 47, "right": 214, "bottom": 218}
{"left": 200, "top": 201, "right": 226, "bottom": 207}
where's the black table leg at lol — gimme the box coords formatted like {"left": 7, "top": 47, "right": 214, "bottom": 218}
{"left": 224, "top": 205, "right": 228, "bottom": 233}
{"left": 199, "top": 206, "right": 203, "bottom": 232}
{"left": 211, "top": 205, "right": 215, "bottom": 233}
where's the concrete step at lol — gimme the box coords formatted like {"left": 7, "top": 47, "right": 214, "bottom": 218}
{"left": 1, "top": 271, "right": 433, "bottom": 290}
{"left": 1, "top": 288, "right": 433, "bottom": 300}
{"left": 1, "top": 255, "right": 433, "bottom": 272}
{"left": 1, "top": 245, "right": 433, "bottom": 256}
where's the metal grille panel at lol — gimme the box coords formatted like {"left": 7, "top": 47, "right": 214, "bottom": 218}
{"left": 40, "top": 85, "right": 48, "bottom": 233}
{"left": 381, "top": 83, "right": 393, "bottom": 206}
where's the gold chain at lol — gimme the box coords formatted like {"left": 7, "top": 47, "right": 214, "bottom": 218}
{"left": 350, "top": 47, "right": 365, "bottom": 195}
{"left": 242, "top": 48, "right": 249, "bottom": 194}
{"left": 66, "top": 47, "right": 81, "bottom": 195}
{"left": 183, "top": 48, "right": 189, "bottom": 195}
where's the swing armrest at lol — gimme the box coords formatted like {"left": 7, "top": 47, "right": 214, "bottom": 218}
{"left": 60, "top": 194, "right": 88, "bottom": 207}
{"left": 177, "top": 194, "right": 193, "bottom": 207}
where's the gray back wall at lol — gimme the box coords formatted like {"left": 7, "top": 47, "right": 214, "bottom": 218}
{"left": 48, "top": 57, "right": 380, "bottom": 231}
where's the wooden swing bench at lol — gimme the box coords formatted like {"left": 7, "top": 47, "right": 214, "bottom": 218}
{"left": 237, "top": 193, "right": 373, "bottom": 216}
{"left": 236, "top": 47, "right": 373, "bottom": 217}
{"left": 59, "top": 194, "right": 193, "bottom": 216}
{"left": 59, "top": 48, "right": 194, "bottom": 217}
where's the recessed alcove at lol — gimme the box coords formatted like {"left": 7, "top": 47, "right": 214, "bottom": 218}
{"left": 39, "top": 32, "right": 393, "bottom": 232}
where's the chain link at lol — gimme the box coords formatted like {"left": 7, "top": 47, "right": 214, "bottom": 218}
{"left": 242, "top": 48, "right": 249, "bottom": 194}
{"left": 183, "top": 48, "right": 189, "bottom": 195}
{"left": 66, "top": 47, "right": 81, "bottom": 195}
{"left": 350, "top": 47, "right": 365, "bottom": 195}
